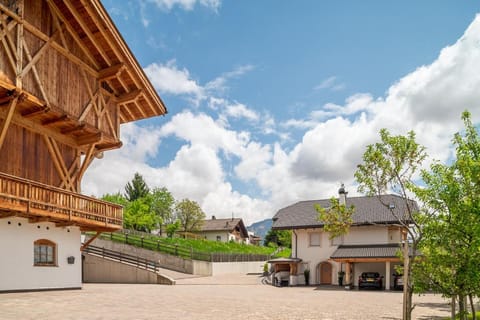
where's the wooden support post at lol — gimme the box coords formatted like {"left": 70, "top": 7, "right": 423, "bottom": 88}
{"left": 0, "top": 94, "right": 19, "bottom": 150}
{"left": 345, "top": 261, "right": 351, "bottom": 285}
{"left": 80, "top": 231, "right": 101, "bottom": 251}
{"left": 15, "top": 0, "right": 24, "bottom": 89}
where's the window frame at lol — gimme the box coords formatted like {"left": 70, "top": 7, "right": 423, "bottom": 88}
{"left": 308, "top": 232, "right": 322, "bottom": 247}
{"left": 34, "top": 239, "right": 57, "bottom": 267}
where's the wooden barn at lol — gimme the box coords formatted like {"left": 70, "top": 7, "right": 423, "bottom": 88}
{"left": 0, "top": 0, "right": 166, "bottom": 291}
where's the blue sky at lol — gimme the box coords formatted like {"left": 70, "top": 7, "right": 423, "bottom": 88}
{"left": 83, "top": 0, "right": 480, "bottom": 225}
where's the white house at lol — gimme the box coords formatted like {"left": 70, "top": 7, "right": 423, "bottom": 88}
{"left": 0, "top": 0, "right": 166, "bottom": 292}
{"left": 195, "top": 217, "right": 249, "bottom": 243}
{"left": 271, "top": 186, "right": 417, "bottom": 290}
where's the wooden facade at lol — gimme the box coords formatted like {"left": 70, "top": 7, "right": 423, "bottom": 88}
{"left": 0, "top": 0, "right": 166, "bottom": 232}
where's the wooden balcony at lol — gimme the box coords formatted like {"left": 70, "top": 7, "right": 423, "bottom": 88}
{"left": 0, "top": 172, "right": 122, "bottom": 231}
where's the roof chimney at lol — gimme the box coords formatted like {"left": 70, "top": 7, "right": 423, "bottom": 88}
{"left": 212, "top": 215, "right": 216, "bottom": 220}
{"left": 338, "top": 183, "right": 347, "bottom": 205}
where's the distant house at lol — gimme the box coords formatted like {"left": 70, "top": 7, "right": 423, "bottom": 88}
{"left": 195, "top": 217, "right": 249, "bottom": 243}
{"left": 271, "top": 185, "right": 417, "bottom": 289}
{"left": 248, "top": 231, "right": 262, "bottom": 246}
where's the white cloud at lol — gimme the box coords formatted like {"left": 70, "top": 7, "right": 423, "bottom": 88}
{"left": 84, "top": 15, "right": 480, "bottom": 226}
{"left": 149, "top": 0, "right": 221, "bottom": 11}
{"left": 205, "top": 65, "right": 254, "bottom": 93}
{"left": 314, "top": 76, "right": 345, "bottom": 91}
{"left": 224, "top": 103, "right": 259, "bottom": 122}
{"left": 144, "top": 60, "right": 204, "bottom": 99}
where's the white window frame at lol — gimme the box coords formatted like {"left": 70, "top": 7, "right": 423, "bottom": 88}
{"left": 309, "top": 232, "right": 321, "bottom": 247}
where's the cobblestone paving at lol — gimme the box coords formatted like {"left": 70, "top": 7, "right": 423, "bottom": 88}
{"left": 0, "top": 274, "right": 450, "bottom": 320}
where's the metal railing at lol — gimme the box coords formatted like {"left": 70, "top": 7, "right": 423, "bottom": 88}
{"left": 83, "top": 245, "right": 159, "bottom": 273}
{"left": 92, "top": 231, "right": 272, "bottom": 263}
{"left": 0, "top": 172, "right": 123, "bottom": 229}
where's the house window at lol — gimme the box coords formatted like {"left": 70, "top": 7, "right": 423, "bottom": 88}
{"left": 216, "top": 235, "right": 221, "bottom": 241}
{"left": 309, "top": 232, "right": 321, "bottom": 247}
{"left": 34, "top": 239, "right": 56, "bottom": 266}
{"left": 331, "top": 235, "right": 344, "bottom": 246}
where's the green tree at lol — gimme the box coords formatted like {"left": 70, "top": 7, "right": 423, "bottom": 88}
{"left": 413, "top": 111, "right": 480, "bottom": 320}
{"left": 264, "top": 229, "right": 292, "bottom": 248}
{"left": 175, "top": 199, "right": 206, "bottom": 233}
{"left": 166, "top": 220, "right": 181, "bottom": 238}
{"left": 354, "top": 128, "right": 427, "bottom": 320}
{"left": 101, "top": 192, "right": 128, "bottom": 207}
{"left": 315, "top": 196, "right": 355, "bottom": 240}
{"left": 124, "top": 172, "right": 149, "bottom": 201}
{"left": 149, "top": 187, "right": 175, "bottom": 235}
{"left": 123, "top": 197, "right": 156, "bottom": 232}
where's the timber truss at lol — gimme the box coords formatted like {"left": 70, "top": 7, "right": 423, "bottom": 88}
{"left": 0, "top": 0, "right": 166, "bottom": 193}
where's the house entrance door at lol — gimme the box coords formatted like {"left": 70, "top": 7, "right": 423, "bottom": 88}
{"left": 320, "top": 262, "right": 332, "bottom": 284}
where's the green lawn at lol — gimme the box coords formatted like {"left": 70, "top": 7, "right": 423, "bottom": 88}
{"left": 91, "top": 231, "right": 291, "bottom": 260}
{"left": 444, "top": 311, "right": 480, "bottom": 319}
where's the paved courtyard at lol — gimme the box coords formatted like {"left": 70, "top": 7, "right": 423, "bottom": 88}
{"left": 0, "top": 274, "right": 450, "bottom": 320}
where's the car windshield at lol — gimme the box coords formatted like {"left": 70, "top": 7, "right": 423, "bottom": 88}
{"left": 362, "top": 272, "right": 379, "bottom": 278}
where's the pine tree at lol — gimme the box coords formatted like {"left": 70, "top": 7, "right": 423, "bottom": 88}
{"left": 124, "top": 172, "right": 149, "bottom": 201}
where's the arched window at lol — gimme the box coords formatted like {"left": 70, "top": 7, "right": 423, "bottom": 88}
{"left": 34, "top": 239, "right": 57, "bottom": 266}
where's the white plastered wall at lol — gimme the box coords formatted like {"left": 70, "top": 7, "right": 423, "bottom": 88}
{"left": 200, "top": 231, "right": 230, "bottom": 242}
{"left": 294, "top": 228, "right": 340, "bottom": 285}
{"left": 0, "top": 217, "right": 81, "bottom": 291}
{"left": 293, "top": 225, "right": 397, "bottom": 286}
{"left": 344, "top": 225, "right": 389, "bottom": 244}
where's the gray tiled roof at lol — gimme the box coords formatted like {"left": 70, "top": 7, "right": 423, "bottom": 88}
{"left": 272, "top": 194, "right": 417, "bottom": 230}
{"left": 330, "top": 244, "right": 401, "bottom": 259}
{"left": 199, "top": 218, "right": 248, "bottom": 238}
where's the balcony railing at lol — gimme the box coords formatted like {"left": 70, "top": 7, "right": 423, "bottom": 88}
{"left": 0, "top": 172, "right": 122, "bottom": 231}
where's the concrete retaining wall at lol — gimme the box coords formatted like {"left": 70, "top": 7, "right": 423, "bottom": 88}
{"left": 82, "top": 254, "right": 175, "bottom": 285}
{"left": 212, "top": 261, "right": 266, "bottom": 275}
{"left": 87, "top": 237, "right": 266, "bottom": 277}
{"left": 89, "top": 237, "right": 193, "bottom": 274}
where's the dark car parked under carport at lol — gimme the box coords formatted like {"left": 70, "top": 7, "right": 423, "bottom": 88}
{"left": 358, "top": 272, "right": 383, "bottom": 289}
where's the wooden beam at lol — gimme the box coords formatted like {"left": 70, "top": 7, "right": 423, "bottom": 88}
{"left": 55, "top": 221, "right": 76, "bottom": 227}
{"left": 20, "top": 38, "right": 50, "bottom": 78}
{"left": 116, "top": 89, "right": 142, "bottom": 104}
{"left": 45, "top": 0, "right": 99, "bottom": 70}
{"left": 42, "top": 135, "right": 76, "bottom": 191}
{"left": 95, "top": 141, "right": 123, "bottom": 153}
{"left": 0, "top": 212, "right": 17, "bottom": 219}
{"left": 330, "top": 257, "right": 402, "bottom": 263}
{"left": 80, "top": 231, "right": 101, "bottom": 251}
{"left": 0, "top": 16, "right": 17, "bottom": 44}
{"left": 28, "top": 216, "right": 51, "bottom": 223}
{"left": 0, "top": 90, "right": 16, "bottom": 105}
{"left": 0, "top": 16, "right": 17, "bottom": 74}
{"left": 21, "top": 105, "right": 50, "bottom": 118}
{"left": 42, "top": 114, "right": 68, "bottom": 126}
{"left": 76, "top": 144, "right": 95, "bottom": 184}
{"left": 21, "top": 37, "right": 51, "bottom": 106}
{"left": 61, "top": 123, "right": 86, "bottom": 134}
{"left": 99, "top": 64, "right": 125, "bottom": 81}
{"left": 15, "top": 0, "right": 24, "bottom": 88}
{"left": 0, "top": 106, "right": 84, "bottom": 150}
{"left": 61, "top": 0, "right": 112, "bottom": 66}
{"left": 0, "top": 94, "right": 18, "bottom": 150}
{"left": 77, "top": 132, "right": 102, "bottom": 146}
{"left": 0, "top": 4, "right": 99, "bottom": 77}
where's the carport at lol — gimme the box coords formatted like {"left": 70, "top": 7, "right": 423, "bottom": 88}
{"left": 330, "top": 244, "right": 403, "bottom": 290}
{"left": 267, "top": 257, "right": 302, "bottom": 286}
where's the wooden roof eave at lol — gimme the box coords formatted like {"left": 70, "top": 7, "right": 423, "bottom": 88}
{"left": 83, "top": 0, "right": 167, "bottom": 121}
{"left": 330, "top": 257, "right": 402, "bottom": 263}
{"left": 0, "top": 80, "right": 122, "bottom": 153}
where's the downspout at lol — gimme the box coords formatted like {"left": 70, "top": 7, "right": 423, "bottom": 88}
{"left": 292, "top": 229, "right": 298, "bottom": 258}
